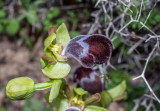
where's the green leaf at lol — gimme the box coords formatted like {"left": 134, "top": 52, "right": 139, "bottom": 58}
{"left": 42, "top": 62, "right": 71, "bottom": 79}
{"left": 56, "top": 23, "right": 70, "bottom": 47}
{"left": 0, "top": 0, "right": 4, "bottom": 8}
{"left": 108, "top": 69, "right": 130, "bottom": 84}
{"left": 49, "top": 79, "right": 62, "bottom": 103}
{"left": 55, "top": 19, "right": 66, "bottom": 28}
{"left": 113, "top": 37, "right": 121, "bottom": 48}
{"left": 73, "top": 88, "right": 88, "bottom": 100}
{"left": 0, "top": 108, "right": 6, "bottom": 111}
{"left": 24, "top": 36, "right": 33, "bottom": 49}
{"left": 84, "top": 105, "right": 108, "bottom": 111}
{"left": 44, "top": 33, "right": 56, "bottom": 56}
{"left": 0, "top": 24, "right": 3, "bottom": 33}
{"left": 26, "top": 10, "right": 38, "bottom": 24}
{"left": 21, "top": 0, "right": 31, "bottom": 8}
{"left": 107, "top": 80, "right": 126, "bottom": 99}
{"left": 0, "top": 10, "right": 6, "bottom": 18}
{"left": 23, "top": 98, "right": 43, "bottom": 111}
{"left": 45, "top": 92, "right": 68, "bottom": 111}
{"left": 99, "top": 91, "right": 113, "bottom": 107}
{"left": 22, "top": 98, "right": 51, "bottom": 111}
{"left": 70, "top": 31, "right": 80, "bottom": 38}
{"left": 47, "top": 7, "right": 60, "bottom": 19}
{"left": 6, "top": 19, "right": 19, "bottom": 36}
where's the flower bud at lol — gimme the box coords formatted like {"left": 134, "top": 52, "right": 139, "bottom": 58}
{"left": 6, "top": 77, "right": 35, "bottom": 100}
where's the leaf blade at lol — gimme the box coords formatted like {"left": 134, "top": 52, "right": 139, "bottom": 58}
{"left": 107, "top": 80, "right": 126, "bottom": 99}
{"left": 84, "top": 105, "right": 108, "bottom": 111}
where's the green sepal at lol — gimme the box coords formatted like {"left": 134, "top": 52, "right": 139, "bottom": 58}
{"left": 85, "top": 93, "right": 101, "bottom": 105}
{"left": 84, "top": 105, "right": 108, "bottom": 111}
{"left": 42, "top": 62, "right": 71, "bottom": 79}
{"left": 56, "top": 23, "right": 70, "bottom": 47}
{"left": 107, "top": 80, "right": 126, "bottom": 99}
{"left": 73, "top": 88, "right": 88, "bottom": 100}
{"left": 49, "top": 79, "right": 62, "bottom": 103}
{"left": 45, "top": 92, "right": 68, "bottom": 111}
{"left": 40, "top": 57, "right": 47, "bottom": 69}
{"left": 99, "top": 91, "right": 113, "bottom": 107}
{"left": 44, "top": 32, "right": 56, "bottom": 56}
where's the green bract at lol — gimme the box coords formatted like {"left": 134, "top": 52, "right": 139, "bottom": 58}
{"left": 45, "top": 92, "right": 69, "bottom": 111}
{"left": 49, "top": 79, "right": 62, "bottom": 103}
{"left": 6, "top": 77, "right": 35, "bottom": 100}
{"left": 41, "top": 23, "right": 71, "bottom": 79}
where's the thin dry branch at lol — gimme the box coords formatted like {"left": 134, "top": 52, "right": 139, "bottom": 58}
{"left": 90, "top": 0, "right": 160, "bottom": 109}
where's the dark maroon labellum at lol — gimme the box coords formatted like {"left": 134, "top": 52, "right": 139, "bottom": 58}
{"left": 73, "top": 67, "right": 103, "bottom": 94}
{"left": 64, "top": 34, "right": 113, "bottom": 68}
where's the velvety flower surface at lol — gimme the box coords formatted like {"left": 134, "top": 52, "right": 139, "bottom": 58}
{"left": 64, "top": 34, "right": 113, "bottom": 68}
{"left": 73, "top": 67, "right": 103, "bottom": 94}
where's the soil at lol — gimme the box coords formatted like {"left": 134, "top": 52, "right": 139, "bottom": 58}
{"left": 0, "top": 36, "right": 50, "bottom": 110}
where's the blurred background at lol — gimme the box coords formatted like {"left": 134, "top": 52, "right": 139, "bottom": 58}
{"left": 0, "top": 0, "right": 160, "bottom": 111}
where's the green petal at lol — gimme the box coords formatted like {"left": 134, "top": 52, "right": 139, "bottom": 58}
{"left": 73, "top": 88, "right": 88, "bottom": 100}
{"left": 84, "top": 105, "right": 108, "bottom": 111}
{"left": 40, "top": 58, "right": 47, "bottom": 69}
{"left": 42, "top": 62, "right": 71, "bottom": 79}
{"left": 107, "top": 80, "right": 126, "bottom": 99}
{"left": 56, "top": 23, "right": 70, "bottom": 47}
{"left": 44, "top": 33, "right": 56, "bottom": 56}
{"left": 49, "top": 79, "right": 62, "bottom": 103}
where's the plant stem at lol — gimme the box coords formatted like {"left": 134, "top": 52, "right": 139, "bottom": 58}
{"left": 34, "top": 80, "right": 54, "bottom": 90}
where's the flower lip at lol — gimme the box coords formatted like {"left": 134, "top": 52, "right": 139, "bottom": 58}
{"left": 73, "top": 66, "right": 103, "bottom": 94}
{"left": 64, "top": 34, "right": 113, "bottom": 68}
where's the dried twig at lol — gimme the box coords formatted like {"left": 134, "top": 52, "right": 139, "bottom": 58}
{"left": 89, "top": 0, "right": 160, "bottom": 109}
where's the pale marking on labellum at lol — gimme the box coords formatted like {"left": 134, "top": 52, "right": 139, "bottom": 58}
{"left": 64, "top": 35, "right": 90, "bottom": 67}
{"left": 76, "top": 35, "right": 90, "bottom": 59}
{"left": 80, "top": 71, "right": 103, "bottom": 88}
